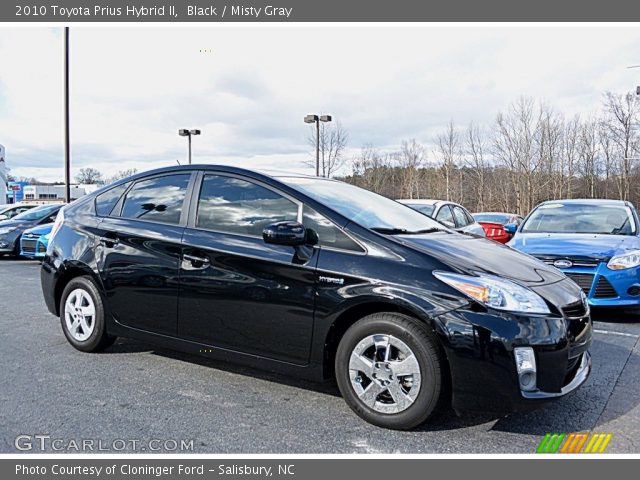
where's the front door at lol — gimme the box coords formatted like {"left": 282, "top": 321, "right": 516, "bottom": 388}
{"left": 177, "top": 173, "right": 318, "bottom": 365}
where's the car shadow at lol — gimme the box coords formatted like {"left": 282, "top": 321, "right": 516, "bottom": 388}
{"left": 102, "top": 331, "right": 639, "bottom": 434}
{"left": 591, "top": 308, "right": 640, "bottom": 324}
{"left": 104, "top": 337, "right": 341, "bottom": 397}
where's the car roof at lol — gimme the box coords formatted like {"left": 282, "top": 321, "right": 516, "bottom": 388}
{"left": 396, "top": 199, "right": 440, "bottom": 205}
{"left": 539, "top": 198, "right": 632, "bottom": 207}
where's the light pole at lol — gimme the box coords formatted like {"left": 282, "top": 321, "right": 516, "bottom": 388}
{"left": 178, "top": 129, "right": 201, "bottom": 165}
{"left": 64, "top": 27, "right": 71, "bottom": 204}
{"left": 304, "top": 114, "right": 332, "bottom": 177}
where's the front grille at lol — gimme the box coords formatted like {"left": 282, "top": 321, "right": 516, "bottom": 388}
{"left": 534, "top": 255, "right": 601, "bottom": 268}
{"left": 21, "top": 239, "right": 36, "bottom": 254}
{"left": 594, "top": 276, "right": 617, "bottom": 298}
{"left": 565, "top": 273, "right": 594, "bottom": 294}
{"left": 562, "top": 300, "right": 588, "bottom": 319}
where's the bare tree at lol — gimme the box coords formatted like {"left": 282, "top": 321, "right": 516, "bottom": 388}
{"left": 75, "top": 167, "right": 104, "bottom": 185}
{"left": 396, "top": 139, "right": 425, "bottom": 199}
{"left": 602, "top": 91, "right": 640, "bottom": 200}
{"left": 306, "top": 121, "right": 349, "bottom": 178}
{"left": 105, "top": 168, "right": 138, "bottom": 185}
{"left": 464, "top": 122, "right": 488, "bottom": 211}
{"left": 434, "top": 121, "right": 461, "bottom": 202}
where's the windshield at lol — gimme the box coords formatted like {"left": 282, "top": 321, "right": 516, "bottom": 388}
{"left": 280, "top": 177, "right": 445, "bottom": 232}
{"left": 522, "top": 203, "right": 636, "bottom": 235}
{"left": 13, "top": 204, "right": 60, "bottom": 221}
{"left": 404, "top": 203, "right": 435, "bottom": 217}
{"left": 474, "top": 213, "right": 510, "bottom": 224}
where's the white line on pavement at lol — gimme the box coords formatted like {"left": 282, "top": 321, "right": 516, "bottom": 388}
{"left": 594, "top": 329, "right": 639, "bottom": 338}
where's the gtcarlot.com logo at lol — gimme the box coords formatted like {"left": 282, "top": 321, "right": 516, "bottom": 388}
{"left": 536, "top": 432, "right": 613, "bottom": 454}
{"left": 15, "top": 435, "right": 194, "bottom": 452}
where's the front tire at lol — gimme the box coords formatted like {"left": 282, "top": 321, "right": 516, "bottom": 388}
{"left": 335, "top": 312, "right": 444, "bottom": 430}
{"left": 60, "top": 276, "right": 116, "bottom": 352}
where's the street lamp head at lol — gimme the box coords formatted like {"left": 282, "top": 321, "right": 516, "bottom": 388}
{"left": 178, "top": 129, "right": 190, "bottom": 136}
{"left": 319, "top": 115, "right": 332, "bottom": 122}
{"left": 189, "top": 129, "right": 201, "bottom": 135}
{"left": 304, "top": 114, "right": 318, "bottom": 124}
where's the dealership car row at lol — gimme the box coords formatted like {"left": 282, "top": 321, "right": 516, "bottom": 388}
{"left": 1, "top": 167, "right": 638, "bottom": 429}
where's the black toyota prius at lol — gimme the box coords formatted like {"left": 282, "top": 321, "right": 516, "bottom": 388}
{"left": 41, "top": 165, "right": 592, "bottom": 430}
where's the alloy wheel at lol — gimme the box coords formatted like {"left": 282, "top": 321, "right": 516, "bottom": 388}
{"left": 349, "top": 334, "right": 422, "bottom": 414}
{"left": 64, "top": 288, "right": 96, "bottom": 342}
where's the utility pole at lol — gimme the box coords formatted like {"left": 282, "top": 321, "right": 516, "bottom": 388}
{"left": 64, "top": 27, "right": 71, "bottom": 204}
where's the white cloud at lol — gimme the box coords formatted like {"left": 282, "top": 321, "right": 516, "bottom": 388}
{"left": 0, "top": 26, "right": 639, "bottom": 182}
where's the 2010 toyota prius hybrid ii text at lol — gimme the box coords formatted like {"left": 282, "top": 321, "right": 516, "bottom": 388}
{"left": 40, "top": 166, "right": 592, "bottom": 430}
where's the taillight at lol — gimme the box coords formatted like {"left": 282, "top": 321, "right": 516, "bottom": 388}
{"left": 49, "top": 208, "right": 65, "bottom": 241}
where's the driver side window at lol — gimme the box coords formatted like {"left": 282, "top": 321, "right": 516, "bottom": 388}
{"left": 196, "top": 175, "right": 299, "bottom": 237}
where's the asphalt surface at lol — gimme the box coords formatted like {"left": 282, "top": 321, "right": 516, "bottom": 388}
{"left": 1, "top": 259, "right": 639, "bottom": 453}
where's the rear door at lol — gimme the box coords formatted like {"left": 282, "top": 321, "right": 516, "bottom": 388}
{"left": 177, "top": 172, "right": 319, "bottom": 364}
{"left": 96, "top": 172, "right": 195, "bottom": 336}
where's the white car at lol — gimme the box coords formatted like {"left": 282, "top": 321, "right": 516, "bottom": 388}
{"left": 0, "top": 203, "right": 37, "bottom": 221}
{"left": 396, "top": 199, "right": 486, "bottom": 237}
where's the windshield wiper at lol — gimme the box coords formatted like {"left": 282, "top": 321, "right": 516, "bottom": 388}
{"left": 370, "top": 227, "right": 445, "bottom": 235}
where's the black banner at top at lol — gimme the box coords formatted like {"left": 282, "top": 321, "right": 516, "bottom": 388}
{"left": 2, "top": 0, "right": 640, "bottom": 22}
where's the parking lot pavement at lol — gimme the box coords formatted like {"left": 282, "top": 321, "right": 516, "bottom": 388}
{"left": 1, "top": 260, "right": 638, "bottom": 454}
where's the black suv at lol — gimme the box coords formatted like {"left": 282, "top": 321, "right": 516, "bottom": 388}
{"left": 41, "top": 165, "right": 592, "bottom": 429}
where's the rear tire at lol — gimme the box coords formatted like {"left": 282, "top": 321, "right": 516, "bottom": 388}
{"left": 60, "top": 276, "right": 116, "bottom": 352}
{"left": 335, "top": 312, "right": 444, "bottom": 430}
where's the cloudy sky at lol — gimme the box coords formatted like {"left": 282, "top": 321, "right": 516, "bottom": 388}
{"left": 0, "top": 26, "right": 639, "bottom": 182}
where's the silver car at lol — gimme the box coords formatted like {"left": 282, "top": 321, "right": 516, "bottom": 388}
{"left": 396, "top": 199, "right": 486, "bottom": 236}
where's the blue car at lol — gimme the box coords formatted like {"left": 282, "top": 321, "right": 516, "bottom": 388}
{"left": 508, "top": 199, "right": 640, "bottom": 312}
{"left": 19, "top": 223, "right": 53, "bottom": 259}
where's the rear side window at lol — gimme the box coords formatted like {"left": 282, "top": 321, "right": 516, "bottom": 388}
{"left": 452, "top": 206, "right": 470, "bottom": 227}
{"left": 121, "top": 174, "right": 190, "bottom": 225}
{"left": 303, "top": 207, "right": 363, "bottom": 252}
{"left": 95, "top": 183, "right": 129, "bottom": 217}
{"left": 435, "top": 205, "right": 454, "bottom": 226}
{"left": 197, "top": 175, "right": 298, "bottom": 237}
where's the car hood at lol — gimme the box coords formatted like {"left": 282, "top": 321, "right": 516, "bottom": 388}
{"left": 23, "top": 223, "right": 52, "bottom": 236}
{"left": 508, "top": 233, "right": 640, "bottom": 261}
{"left": 0, "top": 218, "right": 35, "bottom": 229}
{"left": 397, "top": 231, "right": 565, "bottom": 286}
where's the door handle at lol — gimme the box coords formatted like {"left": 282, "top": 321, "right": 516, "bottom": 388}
{"left": 183, "top": 253, "right": 210, "bottom": 270}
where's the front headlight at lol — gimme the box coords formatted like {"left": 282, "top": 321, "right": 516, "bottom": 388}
{"left": 0, "top": 226, "right": 17, "bottom": 235}
{"left": 607, "top": 250, "right": 640, "bottom": 270}
{"left": 433, "top": 271, "right": 550, "bottom": 314}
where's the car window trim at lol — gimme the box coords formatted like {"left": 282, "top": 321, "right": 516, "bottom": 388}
{"left": 302, "top": 205, "right": 367, "bottom": 255}
{"left": 111, "top": 171, "right": 197, "bottom": 227}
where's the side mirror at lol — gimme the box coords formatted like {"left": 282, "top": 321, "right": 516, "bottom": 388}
{"left": 263, "top": 221, "right": 307, "bottom": 247}
{"left": 442, "top": 220, "right": 455, "bottom": 228}
{"left": 504, "top": 223, "right": 518, "bottom": 234}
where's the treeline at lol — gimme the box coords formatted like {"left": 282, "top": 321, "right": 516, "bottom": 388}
{"left": 338, "top": 91, "right": 640, "bottom": 215}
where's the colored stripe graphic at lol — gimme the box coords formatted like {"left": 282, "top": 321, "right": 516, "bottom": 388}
{"left": 537, "top": 433, "right": 565, "bottom": 453}
{"left": 537, "top": 433, "right": 613, "bottom": 453}
{"left": 584, "top": 433, "right": 613, "bottom": 453}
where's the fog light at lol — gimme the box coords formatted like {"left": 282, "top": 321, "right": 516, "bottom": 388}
{"left": 514, "top": 347, "right": 537, "bottom": 392}
{"left": 627, "top": 285, "right": 640, "bottom": 296}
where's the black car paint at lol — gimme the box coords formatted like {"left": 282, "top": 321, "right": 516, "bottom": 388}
{"left": 41, "top": 165, "right": 592, "bottom": 414}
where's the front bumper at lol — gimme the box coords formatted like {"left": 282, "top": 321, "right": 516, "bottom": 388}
{"left": 439, "top": 302, "right": 592, "bottom": 414}
{"left": 521, "top": 351, "right": 591, "bottom": 400}
{"left": 20, "top": 235, "right": 48, "bottom": 259}
{"left": 536, "top": 259, "right": 640, "bottom": 309}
